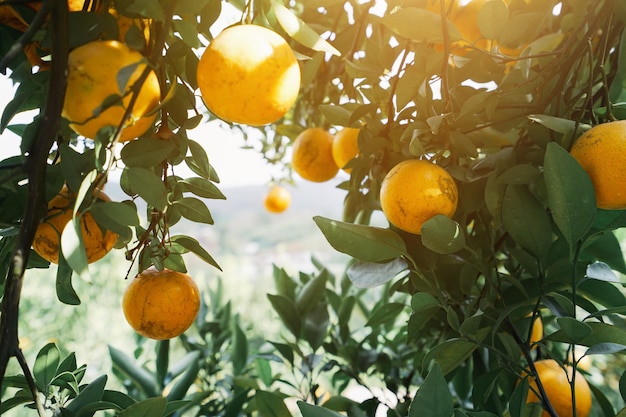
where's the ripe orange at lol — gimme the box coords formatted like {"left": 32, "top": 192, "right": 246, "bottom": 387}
{"left": 291, "top": 128, "right": 339, "bottom": 182}
{"left": 332, "top": 127, "right": 360, "bottom": 173}
{"left": 62, "top": 40, "right": 160, "bottom": 142}
{"left": 570, "top": 120, "right": 626, "bottom": 209}
{"left": 528, "top": 314, "right": 543, "bottom": 349}
{"left": 32, "top": 186, "right": 118, "bottom": 264}
{"left": 196, "top": 24, "right": 301, "bottom": 126}
{"left": 424, "top": 0, "right": 491, "bottom": 53}
{"left": 122, "top": 268, "right": 201, "bottom": 340}
{"left": 525, "top": 359, "right": 592, "bottom": 417}
{"left": 380, "top": 159, "right": 458, "bottom": 234}
{"left": 264, "top": 185, "right": 291, "bottom": 214}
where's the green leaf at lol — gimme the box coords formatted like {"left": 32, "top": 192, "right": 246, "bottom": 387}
{"left": 584, "top": 261, "right": 621, "bottom": 283}
{"left": 61, "top": 217, "right": 90, "bottom": 280}
{"left": 171, "top": 235, "right": 221, "bottom": 271}
{"left": 174, "top": 0, "right": 209, "bottom": 13}
{"left": 65, "top": 375, "right": 107, "bottom": 415}
{"left": 409, "top": 363, "right": 454, "bottom": 417}
{"left": 122, "top": 167, "right": 168, "bottom": 211}
{"left": 34, "top": 343, "right": 60, "bottom": 393}
{"left": 556, "top": 317, "right": 592, "bottom": 343}
{"left": 232, "top": 323, "right": 248, "bottom": 376}
{"left": 172, "top": 19, "right": 201, "bottom": 48}
{"left": 172, "top": 197, "right": 214, "bottom": 224}
{"left": 119, "top": 397, "right": 167, "bottom": 417}
{"left": 589, "top": 383, "right": 620, "bottom": 417}
{"left": 346, "top": 258, "right": 408, "bottom": 288}
{"left": 0, "top": 390, "right": 33, "bottom": 414}
{"left": 303, "top": 303, "right": 329, "bottom": 350}
{"left": 319, "top": 104, "right": 357, "bottom": 126}
{"left": 179, "top": 177, "right": 226, "bottom": 200}
{"left": 267, "top": 294, "right": 301, "bottom": 338}
{"left": 581, "top": 232, "right": 626, "bottom": 274}
{"left": 501, "top": 185, "right": 552, "bottom": 260}
{"left": 380, "top": 8, "right": 462, "bottom": 44}
{"left": 90, "top": 201, "right": 140, "bottom": 233}
{"left": 120, "top": 138, "right": 176, "bottom": 167}
{"left": 56, "top": 256, "right": 81, "bottom": 305}
{"left": 509, "top": 378, "right": 529, "bottom": 417}
{"left": 366, "top": 302, "right": 407, "bottom": 327}
{"left": 314, "top": 216, "right": 408, "bottom": 262}
{"left": 496, "top": 164, "right": 541, "bottom": 185}
{"left": 256, "top": 391, "right": 291, "bottom": 417}
{"left": 297, "top": 401, "right": 344, "bottom": 417}
{"left": 295, "top": 270, "right": 328, "bottom": 314}
{"left": 528, "top": 114, "right": 590, "bottom": 136}
{"left": 585, "top": 343, "right": 626, "bottom": 355}
{"left": 50, "top": 371, "right": 80, "bottom": 395}
{"left": 544, "top": 142, "right": 596, "bottom": 247}
{"left": 166, "top": 352, "right": 200, "bottom": 401}
{"left": 411, "top": 292, "right": 441, "bottom": 311}
{"left": 423, "top": 331, "right": 488, "bottom": 376}
{"left": 270, "top": 0, "right": 340, "bottom": 56}
{"left": 421, "top": 215, "right": 466, "bottom": 254}
{"left": 477, "top": 0, "right": 508, "bottom": 40}
{"left": 108, "top": 346, "right": 157, "bottom": 398}
{"left": 269, "top": 342, "right": 294, "bottom": 366}
{"left": 549, "top": 322, "right": 626, "bottom": 347}
{"left": 155, "top": 340, "right": 169, "bottom": 390}
{"left": 186, "top": 140, "right": 212, "bottom": 179}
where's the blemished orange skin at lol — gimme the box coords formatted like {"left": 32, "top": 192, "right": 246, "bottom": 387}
{"left": 291, "top": 128, "right": 339, "bottom": 182}
{"left": 62, "top": 40, "right": 160, "bottom": 142}
{"left": 196, "top": 24, "right": 301, "bottom": 126}
{"left": 332, "top": 127, "right": 360, "bottom": 173}
{"left": 380, "top": 159, "right": 458, "bottom": 234}
{"left": 32, "top": 187, "right": 118, "bottom": 264}
{"left": 264, "top": 185, "right": 292, "bottom": 213}
{"left": 525, "top": 359, "right": 592, "bottom": 417}
{"left": 570, "top": 120, "right": 626, "bottom": 209}
{"left": 122, "top": 268, "right": 201, "bottom": 340}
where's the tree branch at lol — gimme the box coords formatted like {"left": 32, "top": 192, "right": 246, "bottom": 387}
{"left": 0, "top": 0, "right": 68, "bottom": 412}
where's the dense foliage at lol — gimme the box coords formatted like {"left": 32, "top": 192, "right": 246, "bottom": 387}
{"left": 1, "top": 0, "right": 626, "bottom": 416}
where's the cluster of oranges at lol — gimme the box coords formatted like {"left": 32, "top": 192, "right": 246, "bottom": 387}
{"left": 26, "top": 0, "right": 626, "bottom": 361}
{"left": 37, "top": 19, "right": 309, "bottom": 339}
{"left": 262, "top": 126, "right": 360, "bottom": 215}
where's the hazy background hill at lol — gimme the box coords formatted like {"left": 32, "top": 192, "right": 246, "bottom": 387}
{"left": 105, "top": 178, "right": 359, "bottom": 295}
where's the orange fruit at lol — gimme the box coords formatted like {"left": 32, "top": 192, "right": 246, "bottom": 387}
{"left": 380, "top": 159, "right": 458, "bottom": 234}
{"left": 109, "top": 6, "right": 151, "bottom": 47}
{"left": 122, "top": 268, "right": 201, "bottom": 340}
{"left": 291, "top": 128, "right": 339, "bottom": 182}
{"left": 264, "top": 185, "right": 291, "bottom": 213}
{"left": 196, "top": 24, "right": 301, "bottom": 126}
{"left": 527, "top": 314, "right": 543, "bottom": 349}
{"left": 332, "top": 127, "right": 360, "bottom": 173}
{"left": 424, "top": 0, "right": 491, "bottom": 53}
{"left": 62, "top": 40, "right": 160, "bottom": 142}
{"left": 525, "top": 359, "right": 592, "bottom": 417}
{"left": 570, "top": 120, "right": 626, "bottom": 209}
{"left": 32, "top": 186, "right": 118, "bottom": 264}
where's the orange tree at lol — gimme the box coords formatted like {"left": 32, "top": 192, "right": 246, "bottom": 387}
{"left": 1, "top": 0, "right": 626, "bottom": 416}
